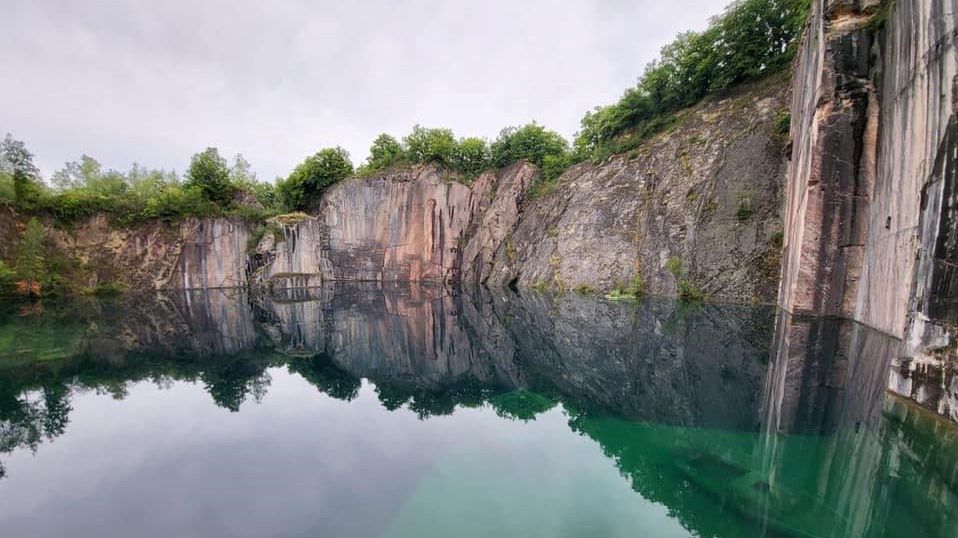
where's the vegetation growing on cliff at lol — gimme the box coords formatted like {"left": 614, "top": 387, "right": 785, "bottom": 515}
{"left": 355, "top": 123, "right": 569, "bottom": 182}
{"left": 573, "top": 0, "right": 810, "bottom": 159}
{"left": 357, "top": 0, "right": 809, "bottom": 186}
{"left": 276, "top": 147, "right": 353, "bottom": 210}
{"left": 666, "top": 256, "right": 706, "bottom": 301}
{"left": 185, "top": 148, "right": 235, "bottom": 206}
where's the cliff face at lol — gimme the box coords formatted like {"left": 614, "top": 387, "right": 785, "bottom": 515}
{"left": 475, "top": 75, "right": 789, "bottom": 300}
{"left": 249, "top": 164, "right": 517, "bottom": 289}
{"left": 1, "top": 73, "right": 789, "bottom": 302}
{"left": 251, "top": 75, "right": 790, "bottom": 302}
{"left": 0, "top": 209, "right": 255, "bottom": 291}
{"left": 779, "top": 0, "right": 958, "bottom": 361}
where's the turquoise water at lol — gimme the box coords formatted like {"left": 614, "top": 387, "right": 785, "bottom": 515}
{"left": 0, "top": 286, "right": 955, "bottom": 538}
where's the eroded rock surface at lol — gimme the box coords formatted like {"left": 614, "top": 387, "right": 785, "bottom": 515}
{"left": 250, "top": 165, "right": 495, "bottom": 289}
{"left": 477, "top": 75, "right": 789, "bottom": 301}
{"left": 0, "top": 212, "right": 256, "bottom": 292}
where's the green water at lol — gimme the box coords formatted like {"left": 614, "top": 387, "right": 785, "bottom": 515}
{"left": 0, "top": 286, "right": 955, "bottom": 538}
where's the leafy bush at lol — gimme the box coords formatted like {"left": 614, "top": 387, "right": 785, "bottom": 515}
{"left": 276, "top": 147, "right": 353, "bottom": 210}
{"left": 490, "top": 123, "right": 569, "bottom": 170}
{"left": 665, "top": 256, "right": 706, "bottom": 301}
{"left": 138, "top": 184, "right": 216, "bottom": 221}
{"left": 665, "top": 256, "right": 684, "bottom": 278}
{"left": 606, "top": 273, "right": 645, "bottom": 301}
{"left": 363, "top": 128, "right": 491, "bottom": 179}
{"left": 678, "top": 281, "right": 706, "bottom": 302}
{"left": 541, "top": 153, "right": 573, "bottom": 182}
{"left": 776, "top": 112, "right": 792, "bottom": 134}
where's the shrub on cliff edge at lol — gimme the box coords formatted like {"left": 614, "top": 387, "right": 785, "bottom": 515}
{"left": 361, "top": 133, "right": 407, "bottom": 173}
{"left": 490, "top": 124, "right": 569, "bottom": 175}
{"left": 276, "top": 147, "right": 353, "bottom": 211}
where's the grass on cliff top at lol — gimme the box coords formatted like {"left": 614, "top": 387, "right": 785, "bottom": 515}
{"left": 271, "top": 212, "right": 311, "bottom": 226}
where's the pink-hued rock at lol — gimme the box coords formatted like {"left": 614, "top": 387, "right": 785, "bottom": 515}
{"left": 777, "top": 0, "right": 878, "bottom": 319}
{"left": 249, "top": 164, "right": 512, "bottom": 288}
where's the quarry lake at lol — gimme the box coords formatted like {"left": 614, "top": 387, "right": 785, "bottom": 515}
{"left": 0, "top": 285, "right": 955, "bottom": 538}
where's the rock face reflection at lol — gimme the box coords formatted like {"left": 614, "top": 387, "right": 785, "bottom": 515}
{"left": 0, "top": 285, "right": 956, "bottom": 538}
{"left": 255, "top": 286, "right": 776, "bottom": 427}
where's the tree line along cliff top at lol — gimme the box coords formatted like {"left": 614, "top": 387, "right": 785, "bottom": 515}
{"left": 1, "top": 0, "right": 809, "bottom": 225}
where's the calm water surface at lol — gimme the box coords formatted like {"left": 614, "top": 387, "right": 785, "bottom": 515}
{"left": 0, "top": 285, "right": 955, "bottom": 538}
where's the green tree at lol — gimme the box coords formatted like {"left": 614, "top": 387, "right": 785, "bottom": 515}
{"left": 364, "top": 133, "right": 406, "bottom": 172}
{"left": 276, "top": 147, "right": 353, "bottom": 210}
{"left": 1, "top": 134, "right": 40, "bottom": 207}
{"left": 51, "top": 155, "right": 103, "bottom": 190}
{"left": 229, "top": 154, "right": 276, "bottom": 207}
{"left": 451, "top": 137, "right": 490, "bottom": 177}
{"left": 403, "top": 126, "right": 457, "bottom": 166}
{"left": 15, "top": 217, "right": 46, "bottom": 296}
{"left": 185, "top": 147, "right": 233, "bottom": 205}
{"left": 489, "top": 123, "right": 569, "bottom": 170}
{"left": 228, "top": 154, "right": 256, "bottom": 184}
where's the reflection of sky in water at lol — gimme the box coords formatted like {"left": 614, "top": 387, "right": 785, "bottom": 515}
{"left": 0, "top": 376, "right": 686, "bottom": 538}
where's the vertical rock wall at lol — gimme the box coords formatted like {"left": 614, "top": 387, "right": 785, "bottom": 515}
{"left": 31, "top": 214, "right": 256, "bottom": 292}
{"left": 778, "top": 0, "right": 880, "bottom": 318}
{"left": 319, "top": 166, "right": 479, "bottom": 283}
{"left": 250, "top": 164, "right": 500, "bottom": 288}
{"left": 170, "top": 218, "right": 253, "bottom": 290}
{"left": 780, "top": 0, "right": 958, "bottom": 354}
{"left": 858, "top": 0, "right": 958, "bottom": 339}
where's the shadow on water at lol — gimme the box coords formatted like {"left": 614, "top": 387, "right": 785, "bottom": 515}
{"left": 0, "top": 284, "right": 956, "bottom": 537}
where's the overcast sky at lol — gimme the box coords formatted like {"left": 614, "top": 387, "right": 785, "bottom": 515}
{"left": 2, "top": 0, "right": 729, "bottom": 181}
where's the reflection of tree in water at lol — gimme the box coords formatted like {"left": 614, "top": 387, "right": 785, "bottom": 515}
{"left": 490, "top": 391, "right": 556, "bottom": 421}
{"left": 285, "top": 353, "right": 509, "bottom": 420}
{"left": 0, "top": 379, "right": 72, "bottom": 481}
{"left": 200, "top": 357, "right": 274, "bottom": 412}
{"left": 0, "top": 347, "right": 281, "bottom": 477}
{"left": 0, "top": 381, "right": 71, "bottom": 453}
{"left": 371, "top": 378, "right": 499, "bottom": 420}
{"left": 2, "top": 289, "right": 953, "bottom": 538}
{"left": 286, "top": 353, "right": 361, "bottom": 402}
